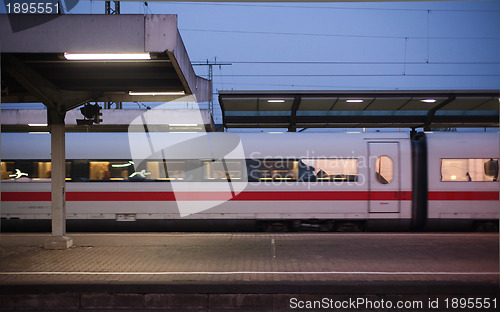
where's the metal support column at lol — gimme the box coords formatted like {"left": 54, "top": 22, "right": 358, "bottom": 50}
{"left": 105, "top": 1, "right": 120, "bottom": 14}
{"left": 192, "top": 60, "right": 231, "bottom": 118}
{"left": 424, "top": 96, "right": 456, "bottom": 130}
{"left": 288, "top": 96, "right": 302, "bottom": 132}
{"left": 44, "top": 111, "right": 73, "bottom": 249}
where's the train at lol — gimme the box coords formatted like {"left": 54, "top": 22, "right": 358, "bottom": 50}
{"left": 1, "top": 131, "right": 498, "bottom": 232}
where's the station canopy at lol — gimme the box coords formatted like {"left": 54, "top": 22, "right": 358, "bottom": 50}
{"left": 1, "top": 14, "right": 211, "bottom": 110}
{"left": 219, "top": 90, "right": 499, "bottom": 130}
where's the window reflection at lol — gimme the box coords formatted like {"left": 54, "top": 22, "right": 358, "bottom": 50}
{"left": 146, "top": 161, "right": 186, "bottom": 180}
{"left": 258, "top": 160, "right": 298, "bottom": 181}
{"left": 1, "top": 157, "right": 362, "bottom": 183}
{"left": 203, "top": 160, "right": 244, "bottom": 181}
{"left": 300, "top": 158, "right": 358, "bottom": 182}
{"left": 375, "top": 156, "right": 393, "bottom": 184}
{"left": 441, "top": 158, "right": 499, "bottom": 182}
{"left": 1, "top": 162, "right": 15, "bottom": 180}
{"left": 1, "top": 161, "right": 71, "bottom": 181}
{"left": 89, "top": 161, "right": 111, "bottom": 181}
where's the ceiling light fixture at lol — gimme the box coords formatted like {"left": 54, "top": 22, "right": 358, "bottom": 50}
{"left": 346, "top": 99, "right": 364, "bottom": 103}
{"left": 169, "top": 124, "right": 198, "bottom": 127}
{"left": 421, "top": 99, "right": 437, "bottom": 103}
{"left": 267, "top": 99, "right": 285, "bottom": 103}
{"left": 28, "top": 123, "right": 48, "bottom": 127}
{"left": 64, "top": 53, "right": 151, "bottom": 60}
{"left": 129, "top": 91, "right": 185, "bottom": 96}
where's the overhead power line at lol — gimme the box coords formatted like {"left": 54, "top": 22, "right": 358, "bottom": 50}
{"left": 168, "top": 2, "right": 500, "bottom": 13}
{"left": 193, "top": 61, "right": 500, "bottom": 65}
{"left": 209, "top": 74, "right": 500, "bottom": 77}
{"left": 180, "top": 28, "right": 500, "bottom": 41}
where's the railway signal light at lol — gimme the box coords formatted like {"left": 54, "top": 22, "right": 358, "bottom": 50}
{"left": 94, "top": 105, "right": 103, "bottom": 124}
{"left": 79, "top": 103, "right": 103, "bottom": 125}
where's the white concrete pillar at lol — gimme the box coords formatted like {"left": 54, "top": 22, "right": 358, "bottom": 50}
{"left": 44, "top": 121, "right": 73, "bottom": 249}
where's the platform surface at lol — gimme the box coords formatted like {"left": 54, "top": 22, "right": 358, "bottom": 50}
{"left": 0, "top": 232, "right": 498, "bottom": 311}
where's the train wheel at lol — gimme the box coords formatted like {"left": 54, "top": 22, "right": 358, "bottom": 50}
{"left": 335, "top": 221, "right": 366, "bottom": 232}
{"left": 264, "top": 221, "right": 289, "bottom": 232}
{"left": 319, "top": 220, "right": 335, "bottom": 232}
{"left": 475, "top": 221, "right": 499, "bottom": 232}
{"left": 291, "top": 220, "right": 301, "bottom": 232}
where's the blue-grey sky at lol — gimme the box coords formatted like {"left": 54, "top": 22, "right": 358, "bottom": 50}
{"left": 69, "top": 1, "right": 500, "bottom": 88}
{"left": 2, "top": 1, "right": 500, "bottom": 125}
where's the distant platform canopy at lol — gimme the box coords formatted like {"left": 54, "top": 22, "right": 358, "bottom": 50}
{"left": 219, "top": 90, "right": 499, "bottom": 130}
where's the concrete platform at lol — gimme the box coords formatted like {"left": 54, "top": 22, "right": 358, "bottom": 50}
{"left": 0, "top": 233, "right": 498, "bottom": 311}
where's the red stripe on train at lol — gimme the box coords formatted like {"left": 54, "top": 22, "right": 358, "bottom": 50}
{"left": 428, "top": 191, "right": 499, "bottom": 201}
{"left": 2, "top": 191, "right": 409, "bottom": 201}
{"left": 2, "top": 192, "right": 51, "bottom": 201}
{"left": 2, "top": 191, "right": 497, "bottom": 202}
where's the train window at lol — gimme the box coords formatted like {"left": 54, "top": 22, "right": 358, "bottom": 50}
{"left": 300, "top": 158, "right": 358, "bottom": 182}
{"left": 89, "top": 161, "right": 111, "bottom": 181}
{"left": 246, "top": 159, "right": 261, "bottom": 182}
{"left": 203, "top": 160, "right": 244, "bottom": 181}
{"left": 32, "top": 161, "right": 71, "bottom": 181}
{"left": 441, "top": 158, "right": 499, "bottom": 182}
{"left": 33, "top": 162, "right": 52, "bottom": 180}
{"left": 375, "top": 156, "right": 393, "bottom": 184}
{"left": 89, "top": 160, "right": 146, "bottom": 181}
{"left": 1, "top": 161, "right": 71, "bottom": 181}
{"left": 1, "top": 162, "right": 17, "bottom": 180}
{"left": 145, "top": 161, "right": 187, "bottom": 181}
{"left": 144, "top": 161, "right": 166, "bottom": 180}
{"left": 1, "top": 160, "right": 32, "bottom": 181}
{"left": 72, "top": 160, "right": 90, "bottom": 182}
{"left": 109, "top": 161, "right": 135, "bottom": 181}
{"left": 259, "top": 160, "right": 299, "bottom": 181}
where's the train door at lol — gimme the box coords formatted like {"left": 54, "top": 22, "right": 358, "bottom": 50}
{"left": 368, "top": 142, "right": 400, "bottom": 213}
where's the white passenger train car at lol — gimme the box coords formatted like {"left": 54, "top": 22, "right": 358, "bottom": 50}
{"left": 425, "top": 133, "right": 499, "bottom": 231}
{"left": 1, "top": 131, "right": 498, "bottom": 231}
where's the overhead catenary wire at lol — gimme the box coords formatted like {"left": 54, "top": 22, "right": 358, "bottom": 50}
{"left": 211, "top": 84, "right": 392, "bottom": 93}
{"left": 192, "top": 61, "right": 500, "bottom": 65}
{"left": 206, "top": 74, "right": 500, "bottom": 77}
{"left": 180, "top": 28, "right": 500, "bottom": 40}
{"left": 168, "top": 1, "right": 500, "bottom": 13}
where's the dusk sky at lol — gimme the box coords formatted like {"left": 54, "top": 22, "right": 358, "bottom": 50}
{"left": 2, "top": 1, "right": 500, "bottom": 125}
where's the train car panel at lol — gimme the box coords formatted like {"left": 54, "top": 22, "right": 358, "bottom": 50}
{"left": 1, "top": 131, "right": 496, "bottom": 232}
{"left": 425, "top": 132, "right": 499, "bottom": 230}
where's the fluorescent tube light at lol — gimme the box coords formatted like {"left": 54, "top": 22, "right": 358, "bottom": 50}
{"left": 169, "top": 124, "right": 198, "bottom": 127}
{"left": 112, "top": 161, "right": 134, "bottom": 168}
{"left": 421, "top": 99, "right": 437, "bottom": 103}
{"left": 346, "top": 99, "right": 364, "bottom": 103}
{"left": 267, "top": 99, "right": 285, "bottom": 103}
{"left": 28, "top": 123, "right": 48, "bottom": 127}
{"left": 64, "top": 53, "right": 151, "bottom": 60}
{"left": 129, "top": 91, "right": 185, "bottom": 96}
